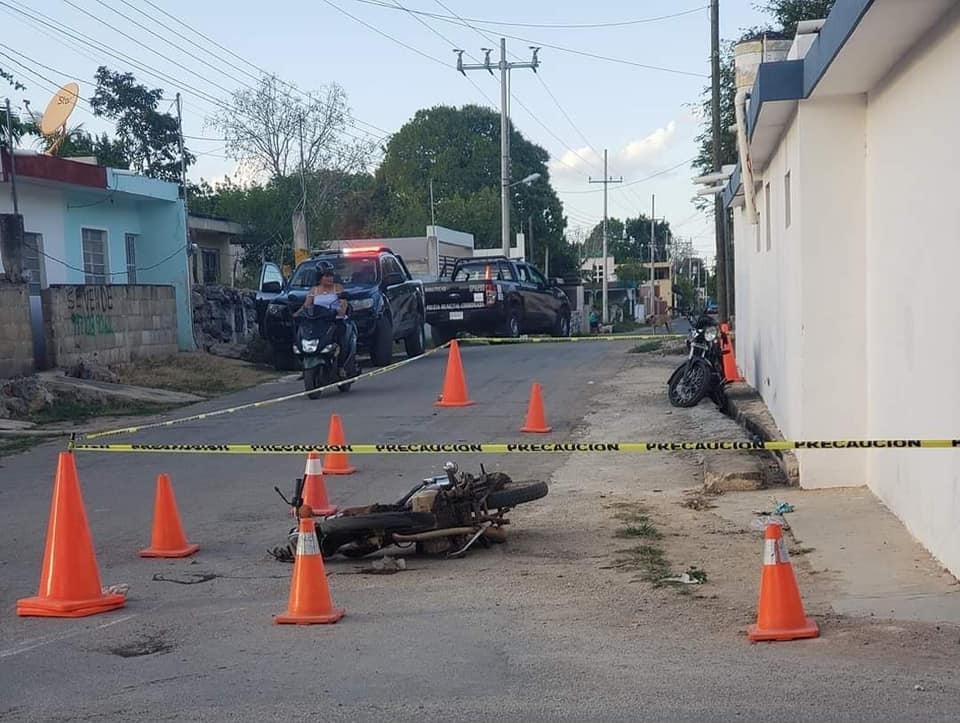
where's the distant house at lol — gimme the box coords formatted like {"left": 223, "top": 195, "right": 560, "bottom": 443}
{"left": 0, "top": 150, "right": 193, "bottom": 350}
{"left": 329, "top": 225, "right": 475, "bottom": 280}
{"left": 188, "top": 212, "right": 245, "bottom": 286}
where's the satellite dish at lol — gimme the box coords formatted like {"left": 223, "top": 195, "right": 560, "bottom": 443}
{"left": 39, "top": 82, "right": 79, "bottom": 137}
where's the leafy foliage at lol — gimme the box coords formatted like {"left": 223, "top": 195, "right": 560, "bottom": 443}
{"left": 375, "top": 104, "right": 576, "bottom": 274}
{"left": 90, "top": 66, "right": 194, "bottom": 183}
{"left": 210, "top": 74, "right": 373, "bottom": 182}
{"left": 691, "top": 0, "right": 837, "bottom": 179}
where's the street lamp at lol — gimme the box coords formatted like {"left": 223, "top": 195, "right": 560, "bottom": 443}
{"left": 510, "top": 172, "right": 541, "bottom": 188}
{"left": 508, "top": 173, "right": 542, "bottom": 260}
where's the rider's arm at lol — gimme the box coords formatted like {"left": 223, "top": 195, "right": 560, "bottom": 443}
{"left": 301, "top": 287, "right": 316, "bottom": 311}
{"left": 335, "top": 285, "right": 347, "bottom": 316}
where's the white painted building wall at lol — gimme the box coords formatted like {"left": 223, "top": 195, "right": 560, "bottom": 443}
{"left": 732, "top": 5, "right": 960, "bottom": 575}
{"left": 862, "top": 8, "right": 960, "bottom": 575}
{"left": 0, "top": 184, "right": 68, "bottom": 285}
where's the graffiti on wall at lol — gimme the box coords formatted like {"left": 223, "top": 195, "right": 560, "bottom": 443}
{"left": 70, "top": 313, "right": 114, "bottom": 336}
{"left": 65, "top": 285, "right": 114, "bottom": 313}
{"left": 66, "top": 286, "right": 115, "bottom": 336}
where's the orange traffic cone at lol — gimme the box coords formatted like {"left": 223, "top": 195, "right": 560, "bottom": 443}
{"left": 302, "top": 451, "right": 337, "bottom": 516}
{"left": 139, "top": 473, "right": 199, "bottom": 558}
{"left": 17, "top": 452, "right": 126, "bottom": 618}
{"left": 520, "top": 382, "right": 552, "bottom": 433}
{"left": 322, "top": 414, "right": 356, "bottom": 475}
{"left": 275, "top": 505, "right": 345, "bottom": 625}
{"left": 435, "top": 340, "right": 475, "bottom": 407}
{"left": 748, "top": 522, "right": 819, "bottom": 642}
{"left": 719, "top": 323, "right": 745, "bottom": 382}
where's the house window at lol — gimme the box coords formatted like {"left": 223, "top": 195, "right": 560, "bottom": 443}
{"left": 201, "top": 248, "right": 220, "bottom": 284}
{"left": 764, "top": 183, "right": 772, "bottom": 251}
{"left": 82, "top": 228, "right": 108, "bottom": 284}
{"left": 784, "top": 171, "right": 792, "bottom": 228}
{"left": 125, "top": 233, "right": 138, "bottom": 283}
{"left": 22, "top": 232, "right": 45, "bottom": 295}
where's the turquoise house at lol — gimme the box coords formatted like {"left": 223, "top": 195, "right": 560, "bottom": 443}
{"left": 0, "top": 151, "right": 195, "bottom": 351}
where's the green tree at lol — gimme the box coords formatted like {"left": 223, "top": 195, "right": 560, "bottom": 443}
{"left": 691, "top": 0, "right": 836, "bottom": 178}
{"left": 375, "top": 104, "right": 575, "bottom": 275}
{"left": 90, "top": 66, "right": 194, "bottom": 183}
{"left": 190, "top": 168, "right": 380, "bottom": 275}
{"left": 583, "top": 216, "right": 674, "bottom": 264}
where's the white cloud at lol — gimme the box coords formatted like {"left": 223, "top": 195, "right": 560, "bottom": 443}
{"left": 621, "top": 120, "right": 676, "bottom": 167}
{"left": 548, "top": 120, "right": 681, "bottom": 183}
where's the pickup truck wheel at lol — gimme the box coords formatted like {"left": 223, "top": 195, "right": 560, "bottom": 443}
{"left": 430, "top": 324, "right": 457, "bottom": 347}
{"left": 504, "top": 309, "right": 521, "bottom": 338}
{"left": 552, "top": 310, "right": 571, "bottom": 337}
{"left": 369, "top": 315, "right": 394, "bottom": 367}
{"left": 404, "top": 317, "right": 426, "bottom": 357}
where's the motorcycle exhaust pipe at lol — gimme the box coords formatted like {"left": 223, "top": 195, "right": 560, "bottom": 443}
{"left": 392, "top": 526, "right": 504, "bottom": 542}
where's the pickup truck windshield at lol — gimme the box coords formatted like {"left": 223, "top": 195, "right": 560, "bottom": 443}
{"left": 452, "top": 261, "right": 511, "bottom": 282}
{"left": 289, "top": 256, "right": 380, "bottom": 288}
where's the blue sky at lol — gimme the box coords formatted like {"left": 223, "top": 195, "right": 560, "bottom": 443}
{"left": 1, "top": 0, "right": 771, "bottom": 263}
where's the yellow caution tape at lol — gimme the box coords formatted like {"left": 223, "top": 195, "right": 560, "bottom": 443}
{"left": 80, "top": 342, "right": 454, "bottom": 441}
{"left": 460, "top": 334, "right": 684, "bottom": 344}
{"left": 66, "top": 439, "right": 960, "bottom": 455}
{"left": 79, "top": 334, "right": 678, "bottom": 441}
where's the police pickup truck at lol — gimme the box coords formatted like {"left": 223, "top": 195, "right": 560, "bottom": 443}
{"left": 255, "top": 247, "right": 425, "bottom": 371}
{"left": 423, "top": 256, "right": 571, "bottom": 346}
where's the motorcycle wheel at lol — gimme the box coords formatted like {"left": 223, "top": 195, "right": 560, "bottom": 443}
{"left": 304, "top": 366, "right": 322, "bottom": 400}
{"left": 317, "top": 511, "right": 437, "bottom": 558}
{"left": 485, "top": 480, "right": 549, "bottom": 509}
{"left": 668, "top": 362, "right": 711, "bottom": 408}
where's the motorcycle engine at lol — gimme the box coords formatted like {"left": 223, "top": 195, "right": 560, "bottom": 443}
{"left": 409, "top": 488, "right": 439, "bottom": 513}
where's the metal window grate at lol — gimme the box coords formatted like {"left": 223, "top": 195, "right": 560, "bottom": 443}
{"left": 82, "top": 228, "right": 108, "bottom": 284}
{"left": 125, "top": 233, "right": 138, "bottom": 283}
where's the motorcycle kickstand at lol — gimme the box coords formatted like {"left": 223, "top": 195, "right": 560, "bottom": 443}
{"left": 447, "top": 521, "right": 493, "bottom": 559}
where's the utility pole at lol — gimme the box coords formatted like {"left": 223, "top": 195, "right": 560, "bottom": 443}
{"left": 293, "top": 111, "right": 309, "bottom": 267}
{"left": 456, "top": 40, "right": 540, "bottom": 257}
{"left": 588, "top": 149, "right": 622, "bottom": 324}
{"left": 710, "top": 0, "right": 728, "bottom": 322}
{"left": 429, "top": 178, "right": 436, "bottom": 228}
{"left": 528, "top": 215, "right": 534, "bottom": 267}
{"left": 4, "top": 98, "right": 18, "bottom": 215}
{"left": 650, "top": 194, "right": 656, "bottom": 317}
{"left": 175, "top": 93, "right": 197, "bottom": 348}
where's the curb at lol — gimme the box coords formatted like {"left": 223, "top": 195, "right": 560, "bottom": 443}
{"left": 721, "top": 382, "right": 800, "bottom": 487}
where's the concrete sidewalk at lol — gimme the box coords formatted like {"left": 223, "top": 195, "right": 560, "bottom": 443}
{"left": 711, "top": 486, "right": 960, "bottom": 625}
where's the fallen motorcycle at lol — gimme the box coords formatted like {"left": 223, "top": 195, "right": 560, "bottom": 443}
{"left": 270, "top": 462, "right": 548, "bottom": 561}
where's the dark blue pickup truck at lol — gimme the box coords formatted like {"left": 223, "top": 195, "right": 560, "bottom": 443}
{"left": 423, "top": 256, "right": 571, "bottom": 346}
{"left": 255, "top": 247, "right": 425, "bottom": 371}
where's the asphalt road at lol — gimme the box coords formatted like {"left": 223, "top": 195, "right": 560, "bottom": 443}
{"left": 1, "top": 339, "right": 957, "bottom": 722}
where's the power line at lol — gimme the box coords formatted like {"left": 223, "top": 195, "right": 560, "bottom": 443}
{"left": 97, "top": 0, "right": 386, "bottom": 143}
{"left": 557, "top": 158, "right": 695, "bottom": 194}
{"left": 131, "top": 0, "right": 390, "bottom": 137}
{"left": 60, "top": 0, "right": 239, "bottom": 99}
{"left": 352, "top": 0, "right": 709, "bottom": 30}
{"left": 384, "top": 0, "right": 499, "bottom": 108}
{"left": 2, "top": 3, "right": 383, "bottom": 163}
{"left": 354, "top": 0, "right": 708, "bottom": 77}
{"left": 91, "top": 0, "right": 260, "bottom": 95}
{"left": 430, "top": 0, "right": 601, "bottom": 177}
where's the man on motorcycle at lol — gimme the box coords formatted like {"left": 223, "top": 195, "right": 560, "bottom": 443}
{"left": 297, "top": 261, "right": 355, "bottom": 378}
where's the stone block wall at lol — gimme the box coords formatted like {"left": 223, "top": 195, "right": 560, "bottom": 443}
{"left": 42, "top": 284, "right": 178, "bottom": 367}
{"left": 0, "top": 283, "right": 34, "bottom": 378}
{"left": 192, "top": 285, "right": 258, "bottom": 348}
